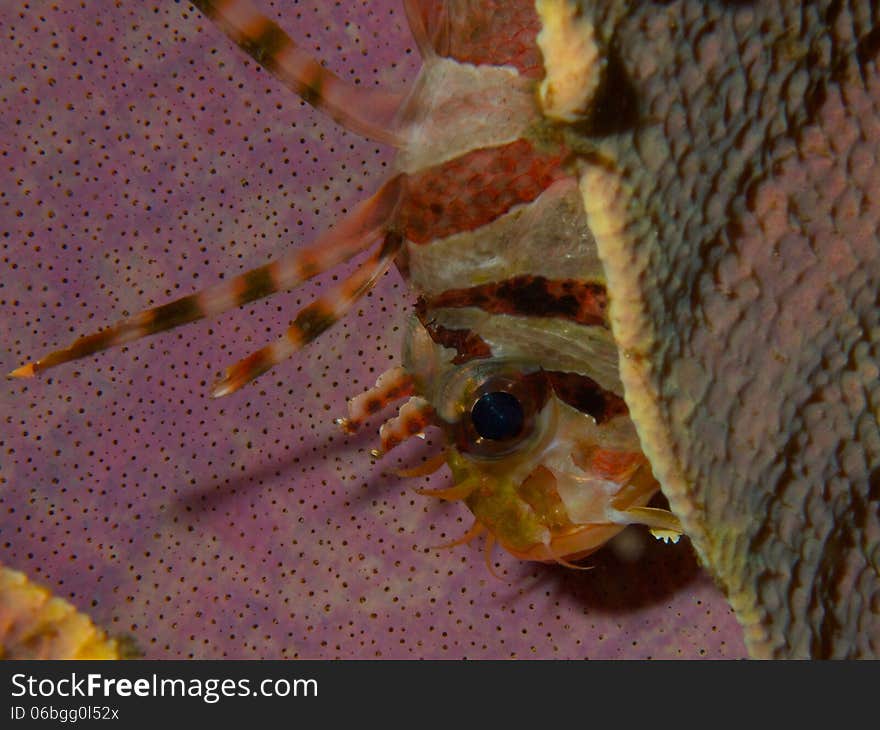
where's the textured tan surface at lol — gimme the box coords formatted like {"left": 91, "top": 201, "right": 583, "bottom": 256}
{"left": 581, "top": 0, "right": 879, "bottom": 657}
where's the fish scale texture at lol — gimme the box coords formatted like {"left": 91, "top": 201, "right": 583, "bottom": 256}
{"left": 584, "top": 0, "right": 879, "bottom": 657}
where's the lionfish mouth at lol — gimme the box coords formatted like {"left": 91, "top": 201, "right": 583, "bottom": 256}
{"left": 500, "top": 457, "right": 665, "bottom": 565}
{"left": 448, "top": 446, "right": 663, "bottom": 568}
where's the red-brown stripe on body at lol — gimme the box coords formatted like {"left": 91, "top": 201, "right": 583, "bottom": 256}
{"left": 411, "top": 0, "right": 543, "bottom": 77}
{"left": 542, "top": 371, "right": 628, "bottom": 424}
{"left": 414, "top": 298, "right": 492, "bottom": 364}
{"left": 426, "top": 275, "right": 608, "bottom": 328}
{"left": 399, "top": 140, "right": 568, "bottom": 244}
{"left": 419, "top": 322, "right": 493, "bottom": 365}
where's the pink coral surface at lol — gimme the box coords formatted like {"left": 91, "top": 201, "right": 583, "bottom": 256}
{"left": 0, "top": 1, "right": 745, "bottom": 658}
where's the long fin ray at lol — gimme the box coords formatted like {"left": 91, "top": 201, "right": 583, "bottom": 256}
{"left": 9, "top": 175, "right": 403, "bottom": 381}
{"left": 191, "top": 0, "right": 404, "bottom": 144}
{"left": 211, "top": 230, "right": 405, "bottom": 397}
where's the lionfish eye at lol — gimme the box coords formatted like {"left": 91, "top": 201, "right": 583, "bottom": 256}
{"left": 471, "top": 391, "right": 524, "bottom": 441}
{"left": 451, "top": 371, "right": 550, "bottom": 459}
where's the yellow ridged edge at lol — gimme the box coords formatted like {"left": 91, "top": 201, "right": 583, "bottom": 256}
{"left": 535, "top": 0, "right": 603, "bottom": 122}
{"left": 0, "top": 564, "right": 122, "bottom": 659}
{"left": 577, "top": 161, "right": 770, "bottom": 657}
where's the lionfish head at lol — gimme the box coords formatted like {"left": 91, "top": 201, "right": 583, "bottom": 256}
{"left": 392, "top": 314, "right": 668, "bottom": 565}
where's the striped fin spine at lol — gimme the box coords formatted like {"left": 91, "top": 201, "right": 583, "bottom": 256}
{"left": 9, "top": 176, "right": 403, "bottom": 382}
{"left": 407, "top": 0, "right": 544, "bottom": 76}
{"left": 190, "top": 0, "right": 404, "bottom": 144}
{"left": 211, "top": 230, "right": 405, "bottom": 397}
{"left": 375, "top": 396, "right": 435, "bottom": 455}
{"left": 336, "top": 367, "right": 415, "bottom": 434}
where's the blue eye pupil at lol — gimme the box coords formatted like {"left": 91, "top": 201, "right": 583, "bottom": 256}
{"left": 471, "top": 391, "right": 524, "bottom": 441}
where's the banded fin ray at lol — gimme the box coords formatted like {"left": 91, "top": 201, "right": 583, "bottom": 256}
{"left": 191, "top": 0, "right": 404, "bottom": 144}
{"left": 9, "top": 175, "right": 404, "bottom": 382}
{"left": 212, "top": 230, "right": 405, "bottom": 397}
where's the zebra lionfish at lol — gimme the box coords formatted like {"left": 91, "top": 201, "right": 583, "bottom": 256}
{"left": 10, "top": 0, "right": 683, "bottom": 566}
